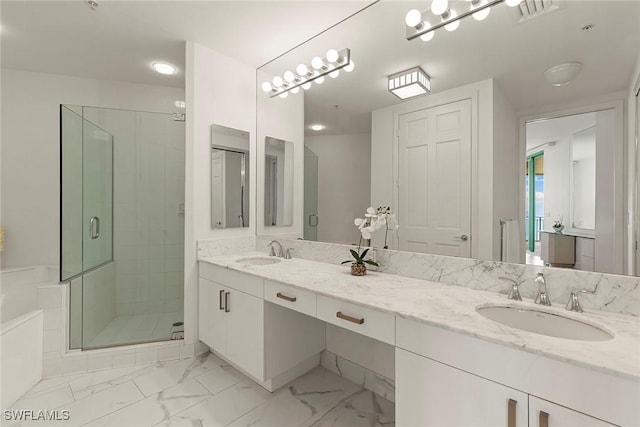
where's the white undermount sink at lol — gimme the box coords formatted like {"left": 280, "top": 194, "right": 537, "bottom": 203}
{"left": 236, "top": 256, "right": 282, "bottom": 266}
{"left": 476, "top": 305, "right": 613, "bottom": 341}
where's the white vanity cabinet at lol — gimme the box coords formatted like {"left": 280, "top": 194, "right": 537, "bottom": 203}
{"left": 397, "top": 348, "right": 528, "bottom": 426}
{"left": 395, "top": 318, "right": 636, "bottom": 427}
{"left": 198, "top": 276, "right": 264, "bottom": 380}
{"left": 528, "top": 397, "right": 615, "bottom": 427}
{"left": 198, "top": 262, "right": 325, "bottom": 390}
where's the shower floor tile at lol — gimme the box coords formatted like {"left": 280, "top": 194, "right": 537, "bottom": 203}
{"left": 8, "top": 353, "right": 395, "bottom": 427}
{"left": 86, "top": 311, "right": 183, "bottom": 348}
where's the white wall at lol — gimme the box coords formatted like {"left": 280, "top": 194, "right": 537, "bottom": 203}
{"left": 543, "top": 136, "right": 572, "bottom": 231}
{"left": 629, "top": 49, "right": 640, "bottom": 275}
{"left": 0, "top": 69, "right": 185, "bottom": 269}
{"left": 305, "top": 133, "right": 372, "bottom": 245}
{"left": 492, "top": 85, "right": 518, "bottom": 261}
{"left": 371, "top": 79, "right": 503, "bottom": 260}
{"left": 185, "top": 42, "right": 257, "bottom": 345}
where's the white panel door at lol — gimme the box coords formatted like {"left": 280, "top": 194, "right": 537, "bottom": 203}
{"left": 398, "top": 99, "right": 471, "bottom": 257}
{"left": 529, "top": 396, "right": 616, "bottom": 427}
{"left": 396, "top": 348, "right": 528, "bottom": 427}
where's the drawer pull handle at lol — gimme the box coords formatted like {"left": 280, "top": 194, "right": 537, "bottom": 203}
{"left": 224, "top": 292, "right": 230, "bottom": 313}
{"left": 507, "top": 398, "right": 517, "bottom": 427}
{"left": 276, "top": 292, "right": 297, "bottom": 302}
{"left": 539, "top": 411, "right": 549, "bottom": 427}
{"left": 336, "top": 311, "right": 364, "bottom": 325}
{"left": 219, "top": 290, "right": 225, "bottom": 310}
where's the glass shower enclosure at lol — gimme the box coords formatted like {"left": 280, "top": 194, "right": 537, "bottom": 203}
{"left": 61, "top": 105, "right": 185, "bottom": 350}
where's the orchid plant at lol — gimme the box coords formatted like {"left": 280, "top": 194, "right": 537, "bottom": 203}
{"left": 341, "top": 206, "right": 399, "bottom": 266}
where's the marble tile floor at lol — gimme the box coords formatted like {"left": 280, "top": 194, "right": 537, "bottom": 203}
{"left": 6, "top": 352, "right": 395, "bottom": 427}
{"left": 86, "top": 312, "right": 184, "bottom": 348}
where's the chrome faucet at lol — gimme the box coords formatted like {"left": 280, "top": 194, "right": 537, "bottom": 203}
{"left": 534, "top": 273, "right": 551, "bottom": 306}
{"left": 267, "top": 240, "right": 284, "bottom": 257}
{"left": 565, "top": 289, "right": 596, "bottom": 313}
{"left": 504, "top": 278, "right": 522, "bottom": 301}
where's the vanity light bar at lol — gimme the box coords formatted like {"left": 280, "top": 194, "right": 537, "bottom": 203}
{"left": 405, "top": 0, "right": 518, "bottom": 42}
{"left": 262, "top": 48, "right": 352, "bottom": 99}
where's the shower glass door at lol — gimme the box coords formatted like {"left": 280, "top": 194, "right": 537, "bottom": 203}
{"left": 304, "top": 147, "right": 319, "bottom": 241}
{"left": 62, "top": 105, "right": 185, "bottom": 350}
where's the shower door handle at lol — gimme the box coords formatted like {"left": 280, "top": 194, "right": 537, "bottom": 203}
{"left": 89, "top": 216, "right": 100, "bottom": 239}
{"left": 308, "top": 214, "right": 318, "bottom": 227}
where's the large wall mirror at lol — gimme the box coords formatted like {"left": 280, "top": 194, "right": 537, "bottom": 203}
{"left": 256, "top": 1, "right": 640, "bottom": 276}
{"left": 264, "top": 137, "right": 294, "bottom": 226}
{"left": 210, "top": 124, "right": 250, "bottom": 229}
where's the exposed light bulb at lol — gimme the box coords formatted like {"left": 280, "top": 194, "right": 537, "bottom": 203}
{"left": 444, "top": 9, "right": 460, "bottom": 31}
{"left": 311, "top": 56, "right": 324, "bottom": 70}
{"left": 326, "top": 49, "right": 339, "bottom": 63}
{"left": 302, "top": 82, "right": 312, "bottom": 90}
{"left": 291, "top": 87, "right": 300, "bottom": 94}
{"left": 315, "top": 76, "right": 325, "bottom": 84}
{"left": 284, "top": 71, "right": 295, "bottom": 83}
{"left": 471, "top": 0, "right": 490, "bottom": 21}
{"left": 261, "top": 82, "right": 272, "bottom": 92}
{"left": 505, "top": 0, "right": 522, "bottom": 6}
{"left": 419, "top": 22, "right": 434, "bottom": 41}
{"left": 329, "top": 69, "right": 340, "bottom": 78}
{"left": 310, "top": 124, "right": 325, "bottom": 131}
{"left": 405, "top": 9, "right": 422, "bottom": 27}
{"left": 279, "top": 92, "right": 288, "bottom": 99}
{"left": 272, "top": 76, "right": 284, "bottom": 87}
{"left": 431, "top": 0, "right": 449, "bottom": 16}
{"left": 296, "top": 63, "right": 308, "bottom": 76}
{"left": 344, "top": 61, "right": 355, "bottom": 72}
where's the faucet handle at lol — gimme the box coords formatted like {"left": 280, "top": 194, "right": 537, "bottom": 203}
{"left": 566, "top": 288, "right": 596, "bottom": 313}
{"left": 284, "top": 248, "right": 292, "bottom": 259}
{"left": 507, "top": 283, "right": 522, "bottom": 301}
{"left": 269, "top": 246, "right": 277, "bottom": 257}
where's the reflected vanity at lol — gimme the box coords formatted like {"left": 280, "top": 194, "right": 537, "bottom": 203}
{"left": 210, "top": 124, "right": 250, "bottom": 229}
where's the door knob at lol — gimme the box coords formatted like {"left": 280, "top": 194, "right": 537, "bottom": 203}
{"left": 456, "top": 234, "right": 469, "bottom": 241}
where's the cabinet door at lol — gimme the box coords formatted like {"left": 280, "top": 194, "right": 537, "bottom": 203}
{"left": 226, "top": 289, "right": 264, "bottom": 380}
{"left": 396, "top": 348, "right": 528, "bottom": 427}
{"left": 198, "top": 278, "right": 227, "bottom": 355}
{"left": 529, "top": 396, "right": 616, "bottom": 427}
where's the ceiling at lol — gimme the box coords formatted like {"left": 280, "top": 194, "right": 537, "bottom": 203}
{"left": 258, "top": 1, "right": 640, "bottom": 135}
{"left": 2, "top": 1, "right": 638, "bottom": 136}
{"left": 0, "top": 0, "right": 374, "bottom": 88}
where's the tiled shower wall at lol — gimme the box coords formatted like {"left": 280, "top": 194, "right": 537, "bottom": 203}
{"left": 91, "top": 109, "right": 185, "bottom": 316}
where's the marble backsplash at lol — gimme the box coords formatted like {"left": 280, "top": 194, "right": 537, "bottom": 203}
{"left": 254, "top": 236, "right": 640, "bottom": 317}
{"left": 198, "top": 236, "right": 639, "bottom": 317}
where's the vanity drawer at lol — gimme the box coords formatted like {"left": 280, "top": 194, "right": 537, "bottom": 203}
{"left": 316, "top": 295, "right": 395, "bottom": 345}
{"left": 264, "top": 280, "right": 316, "bottom": 317}
{"left": 199, "top": 262, "right": 263, "bottom": 298}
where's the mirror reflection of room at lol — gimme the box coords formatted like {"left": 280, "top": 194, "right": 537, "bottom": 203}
{"left": 525, "top": 110, "right": 614, "bottom": 272}
{"left": 264, "top": 137, "right": 294, "bottom": 227}
{"left": 210, "top": 124, "right": 250, "bottom": 229}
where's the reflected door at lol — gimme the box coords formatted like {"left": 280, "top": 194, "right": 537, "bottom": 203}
{"left": 398, "top": 99, "right": 471, "bottom": 257}
{"left": 211, "top": 149, "right": 225, "bottom": 228}
{"left": 304, "top": 147, "right": 319, "bottom": 241}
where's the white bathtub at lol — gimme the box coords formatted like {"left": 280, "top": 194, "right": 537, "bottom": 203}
{"left": 1, "top": 266, "right": 57, "bottom": 409}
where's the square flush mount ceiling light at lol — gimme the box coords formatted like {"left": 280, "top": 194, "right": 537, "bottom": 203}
{"left": 388, "top": 66, "right": 431, "bottom": 99}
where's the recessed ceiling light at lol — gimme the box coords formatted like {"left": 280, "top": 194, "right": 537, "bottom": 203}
{"left": 310, "top": 124, "right": 325, "bottom": 131}
{"left": 152, "top": 62, "right": 176, "bottom": 75}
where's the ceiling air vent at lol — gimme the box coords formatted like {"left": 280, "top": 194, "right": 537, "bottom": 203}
{"left": 516, "top": 0, "right": 562, "bottom": 22}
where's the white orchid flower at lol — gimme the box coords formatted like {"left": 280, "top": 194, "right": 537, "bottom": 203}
{"left": 360, "top": 226, "right": 374, "bottom": 240}
{"left": 354, "top": 218, "right": 366, "bottom": 228}
{"left": 364, "top": 207, "right": 377, "bottom": 218}
{"left": 386, "top": 214, "right": 399, "bottom": 230}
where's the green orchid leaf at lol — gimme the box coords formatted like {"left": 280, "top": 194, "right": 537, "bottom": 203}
{"left": 364, "top": 260, "right": 379, "bottom": 266}
{"left": 360, "top": 248, "right": 369, "bottom": 258}
{"left": 350, "top": 249, "right": 360, "bottom": 260}
{"left": 341, "top": 260, "right": 352, "bottom": 264}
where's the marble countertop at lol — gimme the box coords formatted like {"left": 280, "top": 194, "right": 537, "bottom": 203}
{"left": 199, "top": 252, "right": 640, "bottom": 382}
